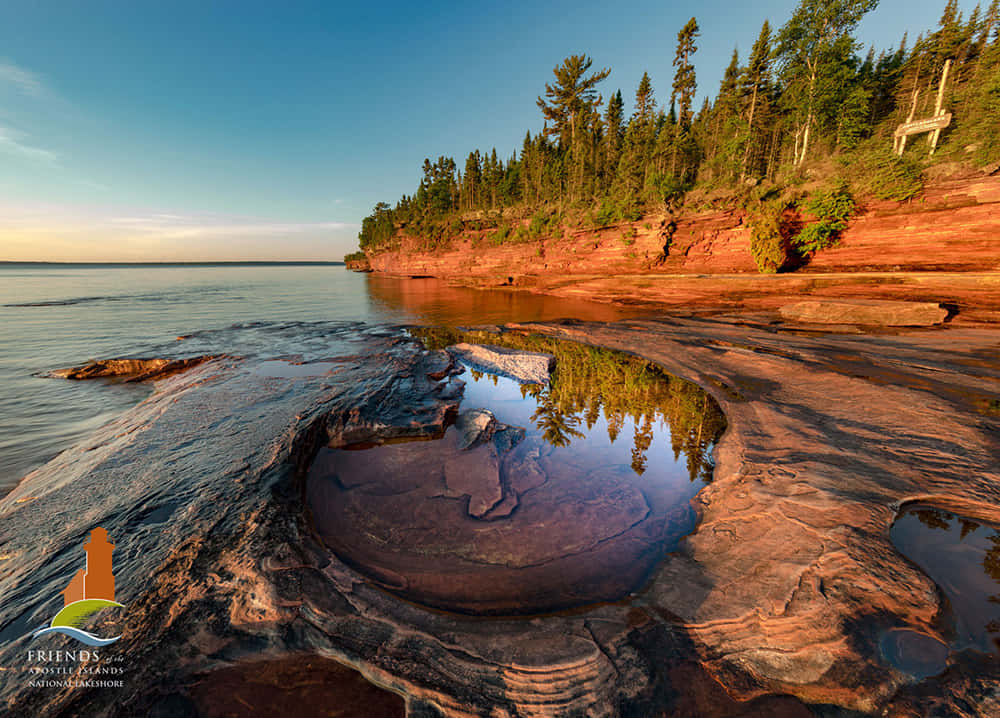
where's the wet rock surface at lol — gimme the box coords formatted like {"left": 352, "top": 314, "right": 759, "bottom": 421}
{"left": 50, "top": 356, "right": 222, "bottom": 382}
{"left": 0, "top": 317, "right": 998, "bottom": 716}
{"left": 188, "top": 654, "right": 406, "bottom": 717}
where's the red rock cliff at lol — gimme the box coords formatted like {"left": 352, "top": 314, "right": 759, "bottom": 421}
{"left": 367, "top": 175, "right": 1000, "bottom": 282}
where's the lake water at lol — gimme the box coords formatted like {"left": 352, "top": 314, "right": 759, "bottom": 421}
{"left": 0, "top": 263, "right": 638, "bottom": 495}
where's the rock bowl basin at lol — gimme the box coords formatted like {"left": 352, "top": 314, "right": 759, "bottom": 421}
{"left": 306, "top": 340, "right": 725, "bottom": 616}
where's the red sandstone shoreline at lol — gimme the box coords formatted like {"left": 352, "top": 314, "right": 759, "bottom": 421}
{"left": 357, "top": 174, "right": 1000, "bottom": 326}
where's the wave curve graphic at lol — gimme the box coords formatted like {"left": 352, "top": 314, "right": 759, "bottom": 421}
{"left": 31, "top": 626, "right": 121, "bottom": 647}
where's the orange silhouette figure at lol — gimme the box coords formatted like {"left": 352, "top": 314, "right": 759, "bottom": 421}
{"left": 61, "top": 528, "right": 116, "bottom": 606}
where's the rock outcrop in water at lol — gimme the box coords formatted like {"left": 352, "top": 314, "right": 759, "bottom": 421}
{"left": 0, "top": 318, "right": 998, "bottom": 716}
{"left": 50, "top": 356, "right": 221, "bottom": 382}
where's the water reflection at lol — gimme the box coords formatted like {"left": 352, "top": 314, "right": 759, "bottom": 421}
{"left": 307, "top": 334, "right": 727, "bottom": 614}
{"left": 365, "top": 274, "right": 640, "bottom": 325}
{"left": 417, "top": 327, "right": 726, "bottom": 480}
{"left": 891, "top": 506, "right": 1000, "bottom": 654}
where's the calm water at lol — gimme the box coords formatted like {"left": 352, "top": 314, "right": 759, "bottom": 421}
{"left": 0, "top": 263, "right": 638, "bottom": 495}
{"left": 307, "top": 334, "right": 725, "bottom": 614}
{"left": 890, "top": 506, "right": 1000, "bottom": 655}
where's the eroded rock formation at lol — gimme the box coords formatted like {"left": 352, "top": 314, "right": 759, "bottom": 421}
{"left": 0, "top": 318, "right": 997, "bottom": 716}
{"left": 50, "top": 356, "right": 221, "bottom": 382}
{"left": 778, "top": 299, "right": 949, "bottom": 326}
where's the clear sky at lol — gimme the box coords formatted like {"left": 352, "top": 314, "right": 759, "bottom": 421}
{"left": 0, "top": 0, "right": 963, "bottom": 261}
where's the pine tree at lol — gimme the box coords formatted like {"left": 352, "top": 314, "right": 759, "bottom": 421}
{"left": 604, "top": 90, "right": 625, "bottom": 191}
{"left": 671, "top": 17, "right": 700, "bottom": 179}
{"left": 741, "top": 20, "right": 773, "bottom": 179}
{"left": 536, "top": 55, "right": 611, "bottom": 148}
{"left": 462, "top": 151, "right": 481, "bottom": 211}
{"left": 934, "top": 0, "right": 965, "bottom": 64}
{"left": 707, "top": 48, "right": 742, "bottom": 179}
{"left": 671, "top": 18, "right": 700, "bottom": 128}
{"left": 634, "top": 72, "right": 656, "bottom": 123}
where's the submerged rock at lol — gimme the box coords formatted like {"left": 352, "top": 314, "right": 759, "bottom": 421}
{"left": 447, "top": 342, "right": 555, "bottom": 384}
{"left": 453, "top": 408, "right": 524, "bottom": 452}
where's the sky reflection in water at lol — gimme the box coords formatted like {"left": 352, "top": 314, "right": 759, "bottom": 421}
{"left": 891, "top": 506, "right": 1000, "bottom": 655}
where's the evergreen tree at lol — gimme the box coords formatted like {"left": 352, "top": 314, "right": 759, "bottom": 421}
{"left": 672, "top": 18, "right": 700, "bottom": 128}
{"left": 671, "top": 17, "right": 701, "bottom": 179}
{"left": 705, "top": 48, "right": 742, "bottom": 180}
{"left": 634, "top": 71, "right": 657, "bottom": 123}
{"left": 741, "top": 21, "right": 774, "bottom": 179}
{"left": 463, "top": 151, "right": 482, "bottom": 211}
{"left": 604, "top": 89, "right": 625, "bottom": 191}
{"left": 536, "top": 55, "right": 611, "bottom": 148}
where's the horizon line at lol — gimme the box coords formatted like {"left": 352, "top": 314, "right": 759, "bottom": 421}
{"left": 0, "top": 260, "right": 347, "bottom": 266}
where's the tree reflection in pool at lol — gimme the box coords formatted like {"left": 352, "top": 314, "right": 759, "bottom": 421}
{"left": 421, "top": 327, "right": 725, "bottom": 482}
{"left": 891, "top": 506, "right": 1000, "bottom": 655}
{"left": 306, "top": 330, "right": 726, "bottom": 615}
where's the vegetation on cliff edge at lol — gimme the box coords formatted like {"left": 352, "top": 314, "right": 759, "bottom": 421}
{"left": 354, "top": 0, "right": 1000, "bottom": 272}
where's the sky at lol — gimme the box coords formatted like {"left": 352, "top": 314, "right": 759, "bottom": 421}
{"left": 0, "top": 0, "right": 966, "bottom": 262}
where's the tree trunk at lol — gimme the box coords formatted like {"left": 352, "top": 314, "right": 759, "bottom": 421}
{"left": 671, "top": 126, "right": 679, "bottom": 176}
{"left": 799, "top": 113, "right": 812, "bottom": 167}
{"left": 796, "top": 66, "right": 817, "bottom": 168}
{"left": 766, "top": 123, "right": 779, "bottom": 179}
{"left": 740, "top": 82, "right": 759, "bottom": 181}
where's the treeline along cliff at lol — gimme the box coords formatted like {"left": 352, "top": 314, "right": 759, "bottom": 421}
{"left": 348, "top": 0, "right": 1000, "bottom": 273}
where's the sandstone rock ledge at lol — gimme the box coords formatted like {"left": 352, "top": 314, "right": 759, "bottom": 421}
{"left": 0, "top": 319, "right": 997, "bottom": 716}
{"left": 50, "top": 355, "right": 222, "bottom": 382}
{"left": 778, "top": 299, "right": 949, "bottom": 326}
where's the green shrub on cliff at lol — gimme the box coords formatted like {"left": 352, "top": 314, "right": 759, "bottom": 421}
{"left": 490, "top": 223, "right": 512, "bottom": 246}
{"left": 746, "top": 199, "right": 794, "bottom": 273}
{"left": 845, "top": 144, "right": 923, "bottom": 201}
{"left": 794, "top": 186, "right": 855, "bottom": 253}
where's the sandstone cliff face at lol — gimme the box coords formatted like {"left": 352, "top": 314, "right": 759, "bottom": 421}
{"left": 367, "top": 175, "right": 1000, "bottom": 282}
{"left": 344, "top": 257, "right": 371, "bottom": 271}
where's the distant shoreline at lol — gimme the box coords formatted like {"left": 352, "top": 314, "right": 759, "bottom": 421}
{"left": 0, "top": 260, "right": 346, "bottom": 267}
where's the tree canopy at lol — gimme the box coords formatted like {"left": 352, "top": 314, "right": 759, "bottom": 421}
{"left": 354, "top": 0, "right": 1000, "bottom": 260}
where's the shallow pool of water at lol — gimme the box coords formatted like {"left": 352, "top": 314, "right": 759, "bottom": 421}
{"left": 307, "top": 334, "right": 726, "bottom": 615}
{"left": 890, "top": 505, "right": 1000, "bottom": 655}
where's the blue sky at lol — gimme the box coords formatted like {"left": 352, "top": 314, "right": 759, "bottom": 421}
{"left": 0, "top": 0, "right": 962, "bottom": 261}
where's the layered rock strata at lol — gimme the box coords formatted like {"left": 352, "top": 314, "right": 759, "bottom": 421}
{"left": 0, "top": 318, "right": 997, "bottom": 716}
